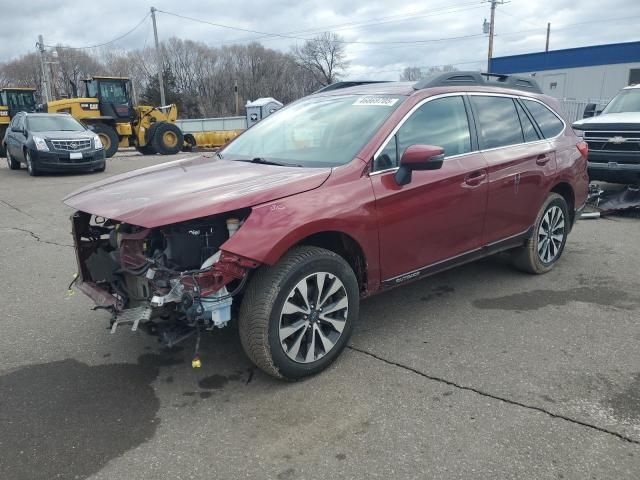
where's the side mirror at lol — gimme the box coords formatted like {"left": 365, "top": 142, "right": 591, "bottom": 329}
{"left": 394, "top": 144, "right": 445, "bottom": 186}
{"left": 583, "top": 103, "right": 597, "bottom": 118}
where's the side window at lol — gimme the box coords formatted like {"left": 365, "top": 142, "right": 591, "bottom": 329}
{"left": 515, "top": 101, "right": 540, "bottom": 142}
{"left": 374, "top": 96, "right": 471, "bottom": 170}
{"left": 522, "top": 100, "right": 564, "bottom": 138}
{"left": 11, "top": 115, "right": 23, "bottom": 130}
{"left": 470, "top": 96, "right": 524, "bottom": 149}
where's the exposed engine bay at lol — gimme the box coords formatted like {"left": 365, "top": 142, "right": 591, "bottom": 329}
{"left": 70, "top": 210, "right": 259, "bottom": 347}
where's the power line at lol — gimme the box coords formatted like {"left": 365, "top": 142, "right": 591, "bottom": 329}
{"left": 219, "top": 2, "right": 485, "bottom": 45}
{"left": 155, "top": 8, "right": 487, "bottom": 46}
{"left": 43, "top": 13, "right": 149, "bottom": 50}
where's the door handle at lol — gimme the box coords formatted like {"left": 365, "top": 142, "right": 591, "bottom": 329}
{"left": 536, "top": 154, "right": 551, "bottom": 165}
{"left": 464, "top": 170, "right": 487, "bottom": 186}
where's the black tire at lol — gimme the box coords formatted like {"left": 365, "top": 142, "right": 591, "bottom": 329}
{"left": 25, "top": 150, "right": 39, "bottom": 176}
{"left": 6, "top": 148, "right": 20, "bottom": 170}
{"left": 182, "top": 133, "right": 197, "bottom": 152}
{"left": 135, "top": 144, "right": 157, "bottom": 155}
{"left": 92, "top": 123, "right": 119, "bottom": 158}
{"left": 239, "top": 246, "right": 359, "bottom": 380}
{"left": 0, "top": 142, "right": 6, "bottom": 158}
{"left": 511, "top": 193, "right": 569, "bottom": 274}
{"left": 152, "top": 122, "right": 184, "bottom": 155}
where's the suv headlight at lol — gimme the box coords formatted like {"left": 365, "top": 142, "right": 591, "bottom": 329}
{"left": 93, "top": 134, "right": 103, "bottom": 149}
{"left": 32, "top": 136, "right": 49, "bottom": 152}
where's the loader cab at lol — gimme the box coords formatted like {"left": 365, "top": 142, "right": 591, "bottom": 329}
{"left": 83, "top": 77, "right": 134, "bottom": 120}
{"left": 0, "top": 88, "right": 37, "bottom": 117}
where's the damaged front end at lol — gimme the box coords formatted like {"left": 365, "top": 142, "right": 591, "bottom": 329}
{"left": 70, "top": 210, "right": 259, "bottom": 347}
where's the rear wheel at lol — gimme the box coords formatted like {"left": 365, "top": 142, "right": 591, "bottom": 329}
{"left": 152, "top": 122, "right": 184, "bottom": 155}
{"left": 92, "top": 123, "right": 119, "bottom": 158}
{"left": 25, "top": 151, "right": 39, "bottom": 176}
{"left": 239, "top": 246, "right": 359, "bottom": 380}
{"left": 6, "top": 148, "right": 20, "bottom": 170}
{"left": 511, "top": 193, "right": 569, "bottom": 274}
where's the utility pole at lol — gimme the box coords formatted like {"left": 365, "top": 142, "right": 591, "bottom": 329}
{"left": 234, "top": 80, "right": 239, "bottom": 116}
{"left": 486, "top": 0, "right": 505, "bottom": 73}
{"left": 150, "top": 7, "right": 166, "bottom": 106}
{"left": 545, "top": 23, "right": 551, "bottom": 52}
{"left": 37, "top": 35, "right": 50, "bottom": 102}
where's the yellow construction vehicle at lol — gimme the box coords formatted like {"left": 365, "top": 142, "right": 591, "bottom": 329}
{"left": 0, "top": 87, "right": 37, "bottom": 157}
{"left": 46, "top": 76, "right": 183, "bottom": 157}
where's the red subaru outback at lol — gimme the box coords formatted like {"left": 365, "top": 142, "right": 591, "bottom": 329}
{"left": 65, "top": 72, "right": 589, "bottom": 379}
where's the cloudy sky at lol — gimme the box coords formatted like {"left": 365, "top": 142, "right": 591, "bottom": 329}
{"left": 2, "top": 0, "right": 639, "bottom": 79}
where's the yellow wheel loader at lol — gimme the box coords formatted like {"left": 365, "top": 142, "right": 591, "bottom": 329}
{"left": 46, "top": 76, "right": 183, "bottom": 158}
{"left": 0, "top": 87, "right": 37, "bottom": 157}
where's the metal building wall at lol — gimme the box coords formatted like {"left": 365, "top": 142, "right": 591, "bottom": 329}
{"left": 510, "top": 62, "right": 640, "bottom": 101}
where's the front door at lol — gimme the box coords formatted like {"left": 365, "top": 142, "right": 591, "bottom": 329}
{"left": 370, "top": 95, "right": 489, "bottom": 282}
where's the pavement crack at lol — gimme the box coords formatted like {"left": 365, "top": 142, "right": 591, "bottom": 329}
{"left": 5, "top": 227, "right": 73, "bottom": 248}
{"left": 347, "top": 345, "right": 640, "bottom": 446}
{"left": 0, "top": 199, "right": 36, "bottom": 219}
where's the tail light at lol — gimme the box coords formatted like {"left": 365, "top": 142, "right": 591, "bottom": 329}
{"left": 577, "top": 140, "right": 588, "bottom": 159}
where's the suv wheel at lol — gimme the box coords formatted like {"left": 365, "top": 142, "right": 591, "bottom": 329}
{"left": 25, "top": 151, "right": 39, "bottom": 176}
{"left": 239, "top": 246, "right": 359, "bottom": 380}
{"left": 6, "top": 149, "right": 20, "bottom": 170}
{"left": 511, "top": 193, "right": 569, "bottom": 274}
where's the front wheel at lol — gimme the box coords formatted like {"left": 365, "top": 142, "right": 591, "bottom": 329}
{"left": 6, "top": 148, "right": 20, "bottom": 170}
{"left": 152, "top": 122, "right": 184, "bottom": 155}
{"left": 239, "top": 246, "right": 359, "bottom": 380}
{"left": 511, "top": 193, "right": 569, "bottom": 274}
{"left": 25, "top": 151, "right": 39, "bottom": 176}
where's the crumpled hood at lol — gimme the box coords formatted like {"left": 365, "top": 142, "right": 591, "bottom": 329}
{"left": 573, "top": 112, "right": 640, "bottom": 129}
{"left": 64, "top": 155, "right": 331, "bottom": 227}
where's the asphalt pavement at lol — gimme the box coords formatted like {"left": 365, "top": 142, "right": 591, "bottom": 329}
{"left": 0, "top": 150, "right": 638, "bottom": 480}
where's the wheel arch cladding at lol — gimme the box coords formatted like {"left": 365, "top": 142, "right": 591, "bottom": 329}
{"left": 293, "top": 231, "right": 368, "bottom": 294}
{"left": 550, "top": 182, "right": 575, "bottom": 225}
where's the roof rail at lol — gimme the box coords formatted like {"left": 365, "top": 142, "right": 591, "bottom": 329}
{"left": 315, "top": 80, "right": 392, "bottom": 93}
{"left": 414, "top": 71, "right": 542, "bottom": 94}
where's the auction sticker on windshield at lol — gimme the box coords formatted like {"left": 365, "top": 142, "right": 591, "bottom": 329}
{"left": 353, "top": 96, "right": 400, "bottom": 106}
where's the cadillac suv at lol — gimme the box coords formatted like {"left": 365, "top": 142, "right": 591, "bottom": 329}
{"left": 64, "top": 72, "right": 589, "bottom": 379}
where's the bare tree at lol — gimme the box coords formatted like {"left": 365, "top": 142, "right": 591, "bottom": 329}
{"left": 400, "top": 65, "right": 458, "bottom": 82}
{"left": 400, "top": 67, "right": 423, "bottom": 81}
{"left": 292, "top": 32, "right": 349, "bottom": 86}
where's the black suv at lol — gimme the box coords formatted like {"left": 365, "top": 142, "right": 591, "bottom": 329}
{"left": 2, "top": 112, "right": 106, "bottom": 176}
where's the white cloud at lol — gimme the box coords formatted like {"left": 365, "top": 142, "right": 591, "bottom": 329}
{"left": 1, "top": 0, "right": 639, "bottom": 80}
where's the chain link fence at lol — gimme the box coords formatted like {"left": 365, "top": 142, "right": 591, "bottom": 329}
{"left": 558, "top": 99, "right": 610, "bottom": 123}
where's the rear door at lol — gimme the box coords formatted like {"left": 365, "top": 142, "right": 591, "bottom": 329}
{"left": 370, "top": 94, "right": 489, "bottom": 282}
{"left": 469, "top": 94, "right": 556, "bottom": 245}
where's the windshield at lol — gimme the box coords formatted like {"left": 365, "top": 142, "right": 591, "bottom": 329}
{"left": 602, "top": 89, "right": 640, "bottom": 114}
{"left": 27, "top": 116, "right": 86, "bottom": 132}
{"left": 99, "top": 80, "right": 129, "bottom": 104}
{"left": 5, "top": 91, "right": 36, "bottom": 111}
{"left": 221, "top": 94, "right": 403, "bottom": 167}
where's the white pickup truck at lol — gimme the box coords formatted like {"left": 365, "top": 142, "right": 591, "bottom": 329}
{"left": 573, "top": 84, "right": 640, "bottom": 185}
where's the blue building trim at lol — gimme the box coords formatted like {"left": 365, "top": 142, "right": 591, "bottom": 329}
{"left": 491, "top": 41, "right": 640, "bottom": 74}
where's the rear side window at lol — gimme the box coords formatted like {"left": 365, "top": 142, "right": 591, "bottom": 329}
{"left": 515, "top": 101, "right": 540, "bottom": 142}
{"left": 374, "top": 96, "right": 471, "bottom": 170}
{"left": 522, "top": 100, "right": 564, "bottom": 138}
{"left": 470, "top": 96, "right": 523, "bottom": 149}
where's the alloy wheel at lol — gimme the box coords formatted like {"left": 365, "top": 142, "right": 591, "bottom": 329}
{"left": 537, "top": 205, "right": 565, "bottom": 264}
{"left": 279, "top": 272, "right": 348, "bottom": 363}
